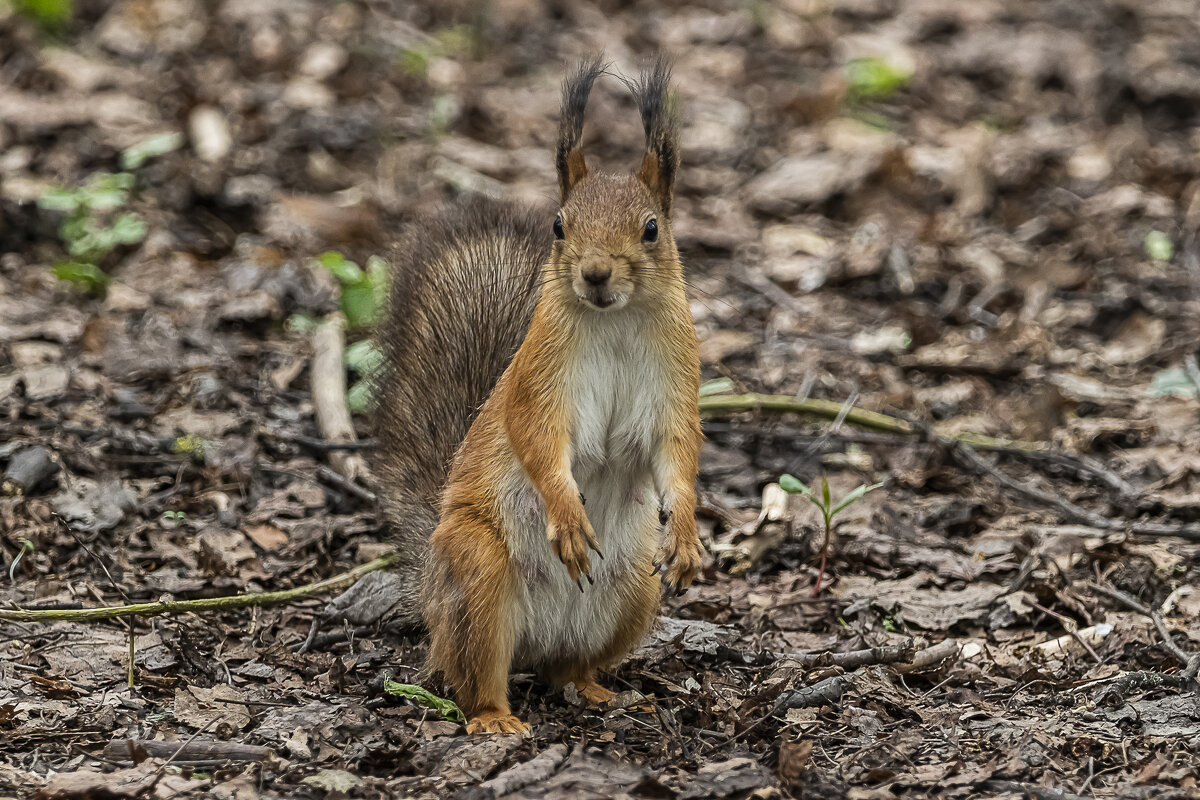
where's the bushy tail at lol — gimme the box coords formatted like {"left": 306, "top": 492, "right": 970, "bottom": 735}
{"left": 371, "top": 196, "right": 549, "bottom": 625}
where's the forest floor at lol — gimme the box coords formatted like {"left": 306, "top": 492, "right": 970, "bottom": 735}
{"left": 3, "top": 0, "right": 1200, "bottom": 798}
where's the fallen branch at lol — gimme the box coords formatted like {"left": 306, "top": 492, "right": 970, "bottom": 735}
{"left": 777, "top": 639, "right": 916, "bottom": 670}
{"left": 697, "top": 393, "right": 1047, "bottom": 451}
{"left": 914, "top": 417, "right": 1200, "bottom": 542}
{"left": 0, "top": 554, "right": 397, "bottom": 623}
{"left": 1086, "top": 582, "right": 1200, "bottom": 680}
{"left": 698, "top": 392, "right": 1143, "bottom": 502}
{"left": 103, "top": 738, "right": 273, "bottom": 764}
{"left": 311, "top": 313, "right": 370, "bottom": 482}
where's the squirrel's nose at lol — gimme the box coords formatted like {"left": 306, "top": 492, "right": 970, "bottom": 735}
{"left": 582, "top": 268, "right": 611, "bottom": 286}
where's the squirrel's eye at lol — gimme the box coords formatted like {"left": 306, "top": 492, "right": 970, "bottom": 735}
{"left": 642, "top": 218, "right": 658, "bottom": 243}
{"left": 553, "top": 215, "right": 564, "bottom": 240}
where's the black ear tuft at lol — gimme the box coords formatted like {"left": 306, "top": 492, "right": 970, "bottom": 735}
{"left": 556, "top": 56, "right": 608, "bottom": 202}
{"left": 626, "top": 56, "right": 680, "bottom": 216}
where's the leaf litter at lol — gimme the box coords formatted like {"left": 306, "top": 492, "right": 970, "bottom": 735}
{"left": 2, "top": 0, "right": 1200, "bottom": 797}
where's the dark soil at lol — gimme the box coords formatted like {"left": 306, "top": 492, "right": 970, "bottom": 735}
{"left": 2, "top": 1, "right": 1199, "bottom": 798}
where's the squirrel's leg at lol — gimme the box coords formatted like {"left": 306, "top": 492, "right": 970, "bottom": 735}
{"left": 651, "top": 412, "right": 705, "bottom": 592}
{"left": 425, "top": 514, "right": 527, "bottom": 735}
{"left": 550, "top": 564, "right": 660, "bottom": 705}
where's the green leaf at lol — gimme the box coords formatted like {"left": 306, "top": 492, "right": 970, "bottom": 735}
{"left": 844, "top": 57, "right": 911, "bottom": 101}
{"left": 778, "top": 474, "right": 812, "bottom": 497}
{"left": 286, "top": 313, "right": 320, "bottom": 334}
{"left": 383, "top": 680, "right": 465, "bottom": 722}
{"left": 120, "top": 132, "right": 184, "bottom": 171}
{"left": 108, "top": 212, "right": 147, "bottom": 245}
{"left": 344, "top": 340, "right": 384, "bottom": 375}
{"left": 81, "top": 172, "right": 133, "bottom": 211}
{"left": 1144, "top": 230, "right": 1173, "bottom": 263}
{"left": 52, "top": 261, "right": 109, "bottom": 293}
{"left": 821, "top": 475, "right": 831, "bottom": 508}
{"left": 1150, "top": 367, "right": 1199, "bottom": 399}
{"left": 346, "top": 378, "right": 374, "bottom": 414}
{"left": 698, "top": 377, "right": 735, "bottom": 398}
{"left": 38, "top": 187, "right": 83, "bottom": 213}
{"left": 831, "top": 482, "right": 884, "bottom": 517}
{"left": 341, "top": 282, "right": 378, "bottom": 329}
{"left": 315, "top": 251, "right": 363, "bottom": 284}
{"left": 14, "top": 0, "right": 74, "bottom": 29}
{"left": 366, "top": 255, "right": 390, "bottom": 315}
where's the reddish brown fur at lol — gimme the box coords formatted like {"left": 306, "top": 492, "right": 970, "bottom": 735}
{"left": 419, "top": 60, "right": 703, "bottom": 733}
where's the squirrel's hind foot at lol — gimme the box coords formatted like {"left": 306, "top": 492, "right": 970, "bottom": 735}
{"left": 465, "top": 710, "right": 530, "bottom": 735}
{"left": 573, "top": 677, "right": 617, "bottom": 705}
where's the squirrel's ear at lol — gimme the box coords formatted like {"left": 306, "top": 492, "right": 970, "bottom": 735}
{"left": 629, "top": 57, "right": 680, "bottom": 217}
{"left": 556, "top": 57, "right": 606, "bottom": 202}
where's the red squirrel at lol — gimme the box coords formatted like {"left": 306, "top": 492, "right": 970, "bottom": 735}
{"left": 371, "top": 58, "right": 704, "bottom": 734}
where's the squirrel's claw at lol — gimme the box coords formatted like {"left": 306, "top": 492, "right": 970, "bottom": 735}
{"left": 655, "top": 533, "right": 705, "bottom": 593}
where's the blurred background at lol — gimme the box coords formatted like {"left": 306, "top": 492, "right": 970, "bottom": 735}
{"left": 2, "top": 0, "right": 1200, "bottom": 796}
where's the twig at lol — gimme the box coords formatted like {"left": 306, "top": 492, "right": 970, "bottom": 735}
{"left": 705, "top": 639, "right": 960, "bottom": 755}
{"left": 315, "top": 464, "right": 378, "bottom": 505}
{"left": 697, "top": 392, "right": 1046, "bottom": 451}
{"left": 104, "top": 737, "right": 272, "bottom": 765}
{"left": 775, "top": 639, "right": 916, "bottom": 670}
{"left": 0, "top": 554, "right": 398, "bottom": 623}
{"left": 924, "top": 422, "right": 1200, "bottom": 542}
{"left": 700, "top": 392, "right": 1143, "bottom": 504}
{"left": 1086, "top": 582, "right": 1200, "bottom": 680}
{"left": 896, "top": 639, "right": 962, "bottom": 672}
{"left": 311, "top": 313, "right": 369, "bottom": 482}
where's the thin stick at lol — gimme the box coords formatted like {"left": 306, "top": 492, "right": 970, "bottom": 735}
{"left": 0, "top": 554, "right": 398, "bottom": 623}
{"left": 1086, "top": 582, "right": 1200, "bottom": 680}
{"left": 311, "top": 313, "right": 369, "bottom": 482}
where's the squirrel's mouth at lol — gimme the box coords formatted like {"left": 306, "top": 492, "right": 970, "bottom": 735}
{"left": 578, "top": 288, "right": 625, "bottom": 310}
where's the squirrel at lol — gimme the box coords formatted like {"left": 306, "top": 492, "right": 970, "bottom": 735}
{"left": 369, "top": 57, "right": 704, "bottom": 735}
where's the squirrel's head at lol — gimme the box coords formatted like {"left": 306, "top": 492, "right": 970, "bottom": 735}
{"left": 548, "top": 57, "right": 682, "bottom": 313}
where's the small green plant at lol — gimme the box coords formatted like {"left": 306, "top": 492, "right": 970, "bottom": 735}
{"left": 779, "top": 473, "right": 883, "bottom": 594}
{"left": 39, "top": 172, "right": 145, "bottom": 267}
{"left": 344, "top": 338, "right": 384, "bottom": 414}
{"left": 844, "top": 57, "right": 911, "bottom": 102}
{"left": 9, "top": 538, "right": 34, "bottom": 581}
{"left": 383, "top": 680, "right": 465, "bottom": 722}
{"left": 314, "top": 252, "right": 388, "bottom": 330}
{"left": 12, "top": 0, "right": 73, "bottom": 29}
{"left": 160, "top": 510, "right": 187, "bottom": 528}
{"left": 173, "top": 434, "right": 207, "bottom": 461}
{"left": 38, "top": 134, "right": 180, "bottom": 293}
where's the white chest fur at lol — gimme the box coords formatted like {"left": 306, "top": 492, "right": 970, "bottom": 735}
{"left": 501, "top": 309, "right": 666, "bottom": 667}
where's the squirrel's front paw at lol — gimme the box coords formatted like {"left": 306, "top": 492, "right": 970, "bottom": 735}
{"left": 547, "top": 511, "right": 601, "bottom": 587}
{"left": 652, "top": 519, "right": 705, "bottom": 595}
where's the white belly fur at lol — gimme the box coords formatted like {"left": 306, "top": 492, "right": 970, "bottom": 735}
{"left": 500, "top": 310, "right": 663, "bottom": 668}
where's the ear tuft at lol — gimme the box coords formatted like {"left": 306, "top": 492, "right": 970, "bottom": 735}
{"left": 556, "top": 56, "right": 608, "bottom": 202}
{"left": 626, "top": 56, "right": 680, "bottom": 216}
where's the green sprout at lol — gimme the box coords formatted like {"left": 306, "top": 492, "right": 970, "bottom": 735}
{"left": 12, "top": 0, "right": 73, "bottom": 29}
{"left": 38, "top": 134, "right": 179, "bottom": 293}
{"left": 314, "top": 252, "right": 388, "bottom": 330}
{"left": 9, "top": 538, "right": 34, "bottom": 581}
{"left": 779, "top": 473, "right": 883, "bottom": 594}
{"left": 844, "top": 57, "right": 911, "bottom": 102}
